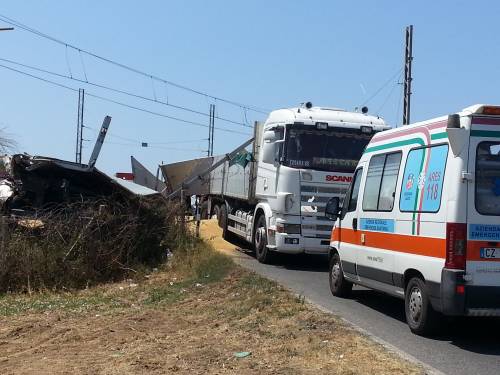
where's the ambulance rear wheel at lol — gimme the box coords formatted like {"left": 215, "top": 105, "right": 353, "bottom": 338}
{"left": 329, "top": 252, "right": 352, "bottom": 297}
{"left": 405, "top": 277, "right": 440, "bottom": 336}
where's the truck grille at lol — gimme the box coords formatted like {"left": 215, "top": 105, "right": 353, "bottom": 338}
{"left": 300, "top": 183, "right": 346, "bottom": 239}
{"left": 300, "top": 184, "right": 348, "bottom": 215}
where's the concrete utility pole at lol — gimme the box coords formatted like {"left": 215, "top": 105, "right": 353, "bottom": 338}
{"left": 207, "top": 104, "right": 215, "bottom": 156}
{"left": 403, "top": 25, "right": 413, "bottom": 126}
{"left": 75, "top": 88, "right": 85, "bottom": 164}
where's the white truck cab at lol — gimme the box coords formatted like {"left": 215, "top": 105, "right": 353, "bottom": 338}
{"left": 326, "top": 104, "right": 500, "bottom": 335}
{"left": 255, "top": 104, "right": 389, "bottom": 261}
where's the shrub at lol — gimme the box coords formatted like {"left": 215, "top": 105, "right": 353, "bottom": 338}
{"left": 0, "top": 195, "right": 191, "bottom": 292}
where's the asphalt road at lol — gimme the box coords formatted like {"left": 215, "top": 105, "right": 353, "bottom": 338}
{"left": 227, "top": 246, "right": 500, "bottom": 375}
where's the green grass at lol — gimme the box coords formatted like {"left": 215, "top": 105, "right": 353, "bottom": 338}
{"left": 144, "top": 251, "right": 235, "bottom": 306}
{"left": 194, "top": 251, "right": 234, "bottom": 282}
{"left": 237, "top": 272, "right": 279, "bottom": 292}
{"left": 0, "top": 241, "right": 237, "bottom": 316}
{"left": 143, "top": 280, "right": 191, "bottom": 305}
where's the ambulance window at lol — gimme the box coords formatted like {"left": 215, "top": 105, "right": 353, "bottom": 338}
{"left": 476, "top": 141, "right": 500, "bottom": 215}
{"left": 362, "top": 155, "right": 385, "bottom": 211}
{"left": 346, "top": 168, "right": 363, "bottom": 213}
{"left": 362, "top": 152, "right": 402, "bottom": 212}
{"left": 378, "top": 153, "right": 402, "bottom": 211}
{"left": 400, "top": 144, "right": 448, "bottom": 213}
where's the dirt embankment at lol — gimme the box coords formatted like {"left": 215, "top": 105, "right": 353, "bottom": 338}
{"left": 0, "top": 221, "right": 423, "bottom": 374}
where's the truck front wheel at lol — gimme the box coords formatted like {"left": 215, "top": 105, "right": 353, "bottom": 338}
{"left": 254, "top": 215, "right": 273, "bottom": 264}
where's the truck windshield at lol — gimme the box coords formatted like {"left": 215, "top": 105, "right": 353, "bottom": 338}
{"left": 283, "top": 125, "right": 373, "bottom": 172}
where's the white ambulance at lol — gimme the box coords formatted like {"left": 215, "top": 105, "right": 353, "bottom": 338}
{"left": 325, "top": 104, "right": 500, "bottom": 335}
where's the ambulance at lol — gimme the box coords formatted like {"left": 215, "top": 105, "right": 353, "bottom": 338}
{"left": 325, "top": 104, "right": 500, "bottom": 335}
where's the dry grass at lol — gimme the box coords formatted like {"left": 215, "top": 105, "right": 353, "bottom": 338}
{"left": 0, "top": 235, "right": 422, "bottom": 374}
{"left": 0, "top": 197, "right": 187, "bottom": 293}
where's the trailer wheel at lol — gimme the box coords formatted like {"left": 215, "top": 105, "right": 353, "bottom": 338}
{"left": 405, "top": 277, "right": 440, "bottom": 336}
{"left": 200, "top": 201, "right": 209, "bottom": 219}
{"left": 212, "top": 205, "right": 222, "bottom": 227}
{"left": 254, "top": 215, "right": 273, "bottom": 264}
{"left": 328, "top": 252, "right": 352, "bottom": 297}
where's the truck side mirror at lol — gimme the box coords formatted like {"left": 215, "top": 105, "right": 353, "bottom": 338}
{"left": 325, "top": 197, "right": 340, "bottom": 221}
{"left": 263, "top": 130, "right": 277, "bottom": 142}
{"left": 261, "top": 141, "right": 277, "bottom": 164}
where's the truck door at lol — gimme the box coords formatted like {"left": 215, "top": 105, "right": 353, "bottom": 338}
{"left": 337, "top": 164, "right": 365, "bottom": 278}
{"left": 466, "top": 116, "right": 500, "bottom": 288}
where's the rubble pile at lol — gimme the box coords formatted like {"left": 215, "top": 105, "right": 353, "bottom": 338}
{"left": 0, "top": 154, "right": 160, "bottom": 214}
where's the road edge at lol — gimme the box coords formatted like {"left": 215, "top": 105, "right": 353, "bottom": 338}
{"left": 302, "top": 295, "right": 446, "bottom": 375}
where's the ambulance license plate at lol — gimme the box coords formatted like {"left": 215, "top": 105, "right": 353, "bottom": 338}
{"left": 480, "top": 248, "right": 500, "bottom": 259}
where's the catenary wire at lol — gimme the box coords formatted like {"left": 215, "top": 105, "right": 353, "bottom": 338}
{"left": 85, "top": 126, "right": 207, "bottom": 145}
{"left": 105, "top": 140, "right": 204, "bottom": 152}
{"left": 0, "top": 63, "right": 253, "bottom": 136}
{"left": 0, "top": 13, "right": 270, "bottom": 115}
{"left": 0, "top": 57, "right": 253, "bottom": 128}
{"left": 361, "top": 67, "right": 404, "bottom": 107}
{"left": 375, "top": 70, "right": 404, "bottom": 116}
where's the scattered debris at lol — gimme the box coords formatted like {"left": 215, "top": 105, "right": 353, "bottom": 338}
{"left": 233, "top": 351, "right": 252, "bottom": 359}
{"left": 131, "top": 156, "right": 167, "bottom": 194}
{"left": 16, "top": 219, "right": 44, "bottom": 230}
{"left": 0, "top": 154, "right": 163, "bottom": 227}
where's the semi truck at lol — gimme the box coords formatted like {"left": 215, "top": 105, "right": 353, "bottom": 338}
{"left": 161, "top": 102, "right": 390, "bottom": 263}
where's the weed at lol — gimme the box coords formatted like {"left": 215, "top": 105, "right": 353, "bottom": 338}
{"left": 144, "top": 281, "right": 190, "bottom": 305}
{"left": 237, "top": 273, "right": 278, "bottom": 292}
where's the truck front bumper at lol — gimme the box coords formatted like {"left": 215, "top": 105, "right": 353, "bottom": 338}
{"left": 269, "top": 232, "right": 329, "bottom": 255}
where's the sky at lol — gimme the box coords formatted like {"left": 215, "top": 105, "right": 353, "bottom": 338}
{"left": 0, "top": 1, "right": 499, "bottom": 175}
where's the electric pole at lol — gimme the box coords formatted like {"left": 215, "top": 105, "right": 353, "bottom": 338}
{"left": 207, "top": 104, "right": 215, "bottom": 156}
{"left": 403, "top": 25, "right": 413, "bottom": 126}
{"left": 75, "top": 88, "right": 85, "bottom": 163}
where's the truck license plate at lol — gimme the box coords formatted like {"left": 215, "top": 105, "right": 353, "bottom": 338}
{"left": 480, "top": 248, "right": 500, "bottom": 259}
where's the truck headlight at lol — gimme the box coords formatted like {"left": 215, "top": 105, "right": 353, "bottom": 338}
{"left": 285, "top": 224, "right": 301, "bottom": 234}
{"left": 276, "top": 223, "right": 301, "bottom": 234}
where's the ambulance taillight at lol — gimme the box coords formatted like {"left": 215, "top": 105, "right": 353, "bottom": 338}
{"left": 445, "top": 223, "right": 467, "bottom": 270}
{"left": 482, "top": 106, "right": 500, "bottom": 116}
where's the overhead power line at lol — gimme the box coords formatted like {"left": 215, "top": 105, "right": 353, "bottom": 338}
{"left": 105, "top": 140, "right": 204, "bottom": 153}
{"left": 0, "top": 57, "right": 253, "bottom": 128}
{"left": 361, "top": 67, "right": 404, "bottom": 107}
{"left": 0, "top": 13, "right": 269, "bottom": 115}
{"left": 0, "top": 63, "right": 252, "bottom": 136}
{"left": 375, "top": 69, "right": 403, "bottom": 115}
